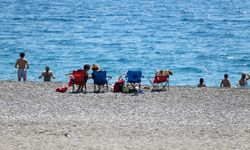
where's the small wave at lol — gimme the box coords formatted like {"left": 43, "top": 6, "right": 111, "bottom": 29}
{"left": 117, "top": 58, "right": 128, "bottom": 62}
{"left": 176, "top": 66, "right": 204, "bottom": 74}
{"left": 222, "top": 19, "right": 250, "bottom": 23}
{"left": 239, "top": 10, "right": 247, "bottom": 14}
{"left": 13, "top": 17, "right": 22, "bottom": 21}
{"left": 227, "top": 56, "right": 239, "bottom": 60}
{"left": 195, "top": 54, "right": 210, "bottom": 60}
{"left": 227, "top": 56, "right": 250, "bottom": 62}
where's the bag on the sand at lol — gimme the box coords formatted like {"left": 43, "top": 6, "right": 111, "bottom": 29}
{"left": 122, "top": 86, "right": 130, "bottom": 93}
{"left": 56, "top": 86, "right": 68, "bottom": 93}
{"left": 113, "top": 79, "right": 124, "bottom": 92}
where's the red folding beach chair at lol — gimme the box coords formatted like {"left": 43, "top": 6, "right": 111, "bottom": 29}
{"left": 149, "top": 70, "right": 172, "bottom": 91}
{"left": 68, "top": 70, "right": 87, "bottom": 92}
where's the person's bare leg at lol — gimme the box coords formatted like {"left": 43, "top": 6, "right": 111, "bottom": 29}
{"left": 23, "top": 72, "right": 27, "bottom": 81}
{"left": 18, "top": 72, "right": 21, "bottom": 81}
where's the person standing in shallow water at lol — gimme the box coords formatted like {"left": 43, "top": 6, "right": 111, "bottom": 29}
{"left": 197, "top": 78, "right": 206, "bottom": 87}
{"left": 39, "top": 66, "right": 55, "bottom": 82}
{"left": 15, "top": 52, "right": 29, "bottom": 81}
{"left": 220, "top": 74, "right": 231, "bottom": 88}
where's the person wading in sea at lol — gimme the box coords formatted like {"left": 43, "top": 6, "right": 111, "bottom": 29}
{"left": 15, "top": 52, "right": 29, "bottom": 81}
{"left": 39, "top": 66, "right": 55, "bottom": 82}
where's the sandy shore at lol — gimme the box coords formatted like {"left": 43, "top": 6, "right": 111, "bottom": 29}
{"left": 0, "top": 81, "right": 249, "bottom": 150}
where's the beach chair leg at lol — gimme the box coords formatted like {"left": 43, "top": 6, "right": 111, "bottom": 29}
{"left": 94, "top": 84, "right": 96, "bottom": 92}
{"left": 99, "top": 85, "right": 102, "bottom": 92}
{"left": 161, "top": 82, "right": 168, "bottom": 91}
{"left": 78, "top": 86, "right": 83, "bottom": 92}
{"left": 98, "top": 85, "right": 100, "bottom": 92}
{"left": 132, "top": 84, "right": 136, "bottom": 91}
{"left": 152, "top": 84, "right": 159, "bottom": 91}
{"left": 151, "top": 84, "right": 156, "bottom": 91}
{"left": 72, "top": 84, "right": 75, "bottom": 92}
{"left": 148, "top": 78, "right": 154, "bottom": 91}
{"left": 84, "top": 84, "right": 87, "bottom": 93}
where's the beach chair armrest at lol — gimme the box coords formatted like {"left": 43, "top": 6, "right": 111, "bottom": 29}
{"left": 147, "top": 76, "right": 155, "bottom": 85}
{"left": 107, "top": 76, "right": 112, "bottom": 79}
{"left": 106, "top": 76, "right": 112, "bottom": 82}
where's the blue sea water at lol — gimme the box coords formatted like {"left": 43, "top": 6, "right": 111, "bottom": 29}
{"left": 0, "top": 0, "right": 250, "bottom": 86}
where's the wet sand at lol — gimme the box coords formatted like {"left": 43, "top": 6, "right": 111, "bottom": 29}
{"left": 0, "top": 81, "right": 249, "bottom": 150}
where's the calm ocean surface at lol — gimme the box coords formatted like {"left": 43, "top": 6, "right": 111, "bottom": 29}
{"left": 0, "top": 0, "right": 250, "bottom": 86}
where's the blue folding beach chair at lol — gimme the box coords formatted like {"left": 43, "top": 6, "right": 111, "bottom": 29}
{"left": 125, "top": 70, "right": 142, "bottom": 92}
{"left": 92, "top": 70, "right": 110, "bottom": 92}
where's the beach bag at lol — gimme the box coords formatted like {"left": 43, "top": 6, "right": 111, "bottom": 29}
{"left": 114, "top": 79, "right": 124, "bottom": 92}
{"left": 122, "top": 86, "right": 130, "bottom": 93}
{"left": 56, "top": 86, "right": 68, "bottom": 93}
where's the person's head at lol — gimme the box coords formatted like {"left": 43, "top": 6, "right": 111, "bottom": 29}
{"left": 45, "top": 66, "right": 50, "bottom": 72}
{"left": 20, "top": 52, "right": 25, "bottom": 58}
{"left": 91, "top": 64, "right": 100, "bottom": 71}
{"left": 83, "top": 64, "right": 90, "bottom": 71}
{"left": 199, "top": 78, "right": 204, "bottom": 84}
{"left": 224, "top": 74, "right": 229, "bottom": 79}
{"left": 242, "top": 74, "right": 246, "bottom": 79}
{"left": 168, "top": 70, "right": 173, "bottom": 75}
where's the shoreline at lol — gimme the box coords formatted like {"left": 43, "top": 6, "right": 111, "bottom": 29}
{"left": 1, "top": 79, "right": 249, "bottom": 89}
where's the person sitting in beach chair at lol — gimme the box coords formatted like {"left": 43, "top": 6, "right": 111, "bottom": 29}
{"left": 91, "top": 64, "right": 100, "bottom": 71}
{"left": 149, "top": 70, "right": 173, "bottom": 91}
{"left": 92, "top": 70, "right": 110, "bottom": 92}
{"left": 67, "top": 64, "right": 90, "bottom": 92}
{"left": 125, "top": 70, "right": 143, "bottom": 92}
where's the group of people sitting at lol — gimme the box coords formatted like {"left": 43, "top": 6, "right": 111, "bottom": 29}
{"left": 66, "top": 64, "right": 101, "bottom": 92}
{"left": 197, "top": 73, "right": 250, "bottom": 88}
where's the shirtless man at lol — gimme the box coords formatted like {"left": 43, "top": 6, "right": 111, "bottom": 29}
{"left": 220, "top": 74, "right": 231, "bottom": 88}
{"left": 15, "top": 52, "right": 29, "bottom": 81}
{"left": 39, "top": 66, "right": 55, "bottom": 82}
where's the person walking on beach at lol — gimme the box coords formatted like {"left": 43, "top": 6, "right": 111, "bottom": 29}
{"left": 197, "top": 78, "right": 206, "bottom": 87}
{"left": 39, "top": 66, "right": 55, "bottom": 82}
{"left": 15, "top": 52, "right": 29, "bottom": 81}
{"left": 237, "top": 73, "right": 250, "bottom": 87}
{"left": 220, "top": 74, "right": 231, "bottom": 88}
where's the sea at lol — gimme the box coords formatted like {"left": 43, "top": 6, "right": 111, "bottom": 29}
{"left": 0, "top": 0, "right": 250, "bottom": 87}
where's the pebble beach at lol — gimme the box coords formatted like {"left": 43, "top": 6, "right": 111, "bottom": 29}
{"left": 0, "top": 81, "right": 250, "bottom": 150}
